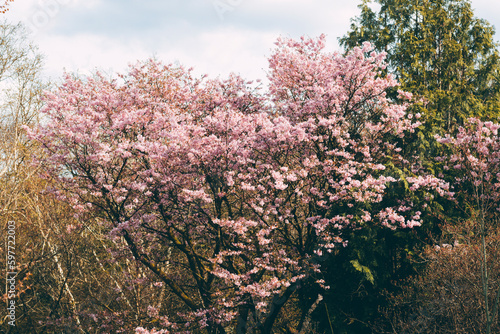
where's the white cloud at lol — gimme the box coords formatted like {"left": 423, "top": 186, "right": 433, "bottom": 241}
{"left": 3, "top": 0, "right": 500, "bottom": 83}
{"left": 8, "top": 0, "right": 96, "bottom": 36}
{"left": 35, "top": 27, "right": 279, "bottom": 82}
{"left": 35, "top": 33, "right": 150, "bottom": 79}
{"left": 175, "top": 27, "right": 279, "bottom": 80}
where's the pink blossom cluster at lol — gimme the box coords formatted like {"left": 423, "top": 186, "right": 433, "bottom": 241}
{"left": 28, "top": 36, "right": 445, "bottom": 333}
{"left": 436, "top": 118, "right": 500, "bottom": 211}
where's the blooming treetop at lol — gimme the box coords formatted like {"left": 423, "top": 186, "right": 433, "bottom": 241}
{"left": 437, "top": 118, "right": 500, "bottom": 213}
{"left": 28, "top": 35, "right": 450, "bottom": 334}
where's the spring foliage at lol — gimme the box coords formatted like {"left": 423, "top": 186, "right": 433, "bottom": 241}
{"left": 341, "top": 0, "right": 500, "bottom": 131}
{"left": 28, "top": 36, "right": 449, "bottom": 333}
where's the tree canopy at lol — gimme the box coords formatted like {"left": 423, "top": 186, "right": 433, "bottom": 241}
{"left": 341, "top": 0, "right": 500, "bottom": 131}
{"left": 27, "top": 36, "right": 448, "bottom": 334}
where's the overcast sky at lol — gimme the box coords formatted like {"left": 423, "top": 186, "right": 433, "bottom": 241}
{"left": 5, "top": 0, "right": 500, "bottom": 82}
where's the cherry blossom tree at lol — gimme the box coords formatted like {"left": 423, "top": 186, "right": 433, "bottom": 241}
{"left": 28, "top": 36, "right": 449, "bottom": 333}
{"left": 436, "top": 118, "right": 500, "bottom": 334}
{"left": 375, "top": 119, "right": 500, "bottom": 333}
